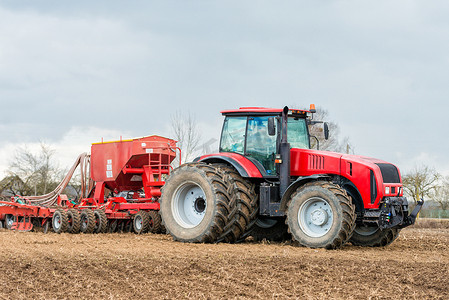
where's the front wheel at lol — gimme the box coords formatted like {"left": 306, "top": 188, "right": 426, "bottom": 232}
{"left": 350, "top": 225, "right": 400, "bottom": 247}
{"left": 286, "top": 181, "right": 356, "bottom": 249}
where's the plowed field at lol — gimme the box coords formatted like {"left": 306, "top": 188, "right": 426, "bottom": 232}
{"left": 0, "top": 227, "right": 448, "bottom": 299}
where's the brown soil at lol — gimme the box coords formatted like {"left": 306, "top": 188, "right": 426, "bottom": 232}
{"left": 0, "top": 228, "right": 448, "bottom": 300}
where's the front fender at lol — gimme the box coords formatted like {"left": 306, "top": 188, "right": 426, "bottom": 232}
{"left": 280, "top": 174, "right": 331, "bottom": 211}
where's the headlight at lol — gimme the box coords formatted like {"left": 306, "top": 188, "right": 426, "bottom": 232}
{"left": 385, "top": 186, "right": 390, "bottom": 195}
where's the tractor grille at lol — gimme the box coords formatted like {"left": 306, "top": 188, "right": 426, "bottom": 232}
{"left": 308, "top": 154, "right": 325, "bottom": 170}
{"left": 375, "top": 163, "right": 400, "bottom": 183}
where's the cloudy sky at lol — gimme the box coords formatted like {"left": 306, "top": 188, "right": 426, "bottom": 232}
{"left": 1, "top": 1, "right": 448, "bottom": 177}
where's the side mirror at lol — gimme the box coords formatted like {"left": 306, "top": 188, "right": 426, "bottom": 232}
{"left": 324, "top": 122, "right": 329, "bottom": 140}
{"left": 268, "top": 117, "right": 276, "bottom": 136}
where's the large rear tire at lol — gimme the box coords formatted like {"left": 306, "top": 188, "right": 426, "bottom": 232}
{"left": 350, "top": 225, "right": 400, "bottom": 247}
{"left": 251, "top": 217, "right": 290, "bottom": 242}
{"left": 286, "top": 181, "right": 356, "bottom": 249}
{"left": 160, "top": 163, "right": 256, "bottom": 243}
{"left": 52, "top": 209, "right": 68, "bottom": 234}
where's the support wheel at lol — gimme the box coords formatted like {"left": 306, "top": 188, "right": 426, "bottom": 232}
{"left": 93, "top": 210, "right": 108, "bottom": 233}
{"left": 43, "top": 220, "right": 50, "bottom": 234}
{"left": 161, "top": 163, "right": 256, "bottom": 243}
{"left": 286, "top": 181, "right": 356, "bottom": 249}
{"left": 5, "top": 214, "right": 15, "bottom": 230}
{"left": 67, "top": 209, "right": 81, "bottom": 234}
{"left": 148, "top": 210, "right": 162, "bottom": 233}
{"left": 250, "top": 217, "right": 291, "bottom": 242}
{"left": 80, "top": 210, "right": 96, "bottom": 233}
{"left": 133, "top": 211, "right": 150, "bottom": 234}
{"left": 52, "top": 209, "right": 69, "bottom": 234}
{"left": 350, "top": 225, "right": 400, "bottom": 247}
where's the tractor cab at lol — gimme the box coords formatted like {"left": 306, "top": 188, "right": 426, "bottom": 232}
{"left": 219, "top": 107, "right": 312, "bottom": 175}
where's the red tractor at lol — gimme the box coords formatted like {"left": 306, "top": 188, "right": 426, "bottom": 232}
{"left": 160, "top": 106, "right": 423, "bottom": 249}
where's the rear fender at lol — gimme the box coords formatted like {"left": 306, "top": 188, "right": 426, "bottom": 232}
{"left": 280, "top": 174, "right": 330, "bottom": 211}
{"left": 194, "top": 154, "right": 263, "bottom": 178}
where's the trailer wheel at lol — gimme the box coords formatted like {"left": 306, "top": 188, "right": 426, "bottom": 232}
{"left": 43, "top": 220, "right": 50, "bottom": 234}
{"left": 161, "top": 163, "right": 256, "bottom": 243}
{"left": 147, "top": 210, "right": 162, "bottom": 233}
{"left": 250, "top": 217, "right": 291, "bottom": 242}
{"left": 109, "top": 220, "right": 118, "bottom": 233}
{"left": 93, "top": 210, "right": 108, "bottom": 233}
{"left": 349, "top": 225, "right": 400, "bottom": 247}
{"left": 5, "top": 214, "right": 15, "bottom": 230}
{"left": 286, "top": 181, "right": 356, "bottom": 249}
{"left": 133, "top": 211, "right": 149, "bottom": 234}
{"left": 52, "top": 209, "right": 69, "bottom": 234}
{"left": 80, "top": 210, "right": 96, "bottom": 233}
{"left": 67, "top": 209, "right": 81, "bottom": 234}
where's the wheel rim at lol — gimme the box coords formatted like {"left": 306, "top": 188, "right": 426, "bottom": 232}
{"left": 6, "top": 215, "right": 14, "bottom": 228}
{"left": 354, "top": 225, "right": 378, "bottom": 236}
{"left": 172, "top": 181, "right": 207, "bottom": 228}
{"left": 53, "top": 214, "right": 61, "bottom": 230}
{"left": 256, "top": 217, "right": 278, "bottom": 229}
{"left": 80, "top": 215, "right": 87, "bottom": 230}
{"left": 135, "top": 215, "right": 143, "bottom": 231}
{"left": 298, "top": 197, "right": 333, "bottom": 238}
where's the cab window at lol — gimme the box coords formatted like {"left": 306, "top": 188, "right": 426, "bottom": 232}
{"left": 288, "top": 118, "right": 309, "bottom": 149}
{"left": 246, "top": 116, "right": 277, "bottom": 174}
{"left": 220, "top": 117, "right": 246, "bottom": 154}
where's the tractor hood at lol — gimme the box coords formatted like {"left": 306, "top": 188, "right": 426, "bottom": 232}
{"left": 290, "top": 148, "right": 403, "bottom": 208}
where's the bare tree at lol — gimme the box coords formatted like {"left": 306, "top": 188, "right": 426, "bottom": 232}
{"left": 7, "top": 143, "right": 62, "bottom": 196}
{"left": 402, "top": 165, "right": 440, "bottom": 205}
{"left": 170, "top": 111, "right": 202, "bottom": 164}
{"left": 432, "top": 176, "right": 449, "bottom": 210}
{"left": 308, "top": 107, "right": 354, "bottom": 153}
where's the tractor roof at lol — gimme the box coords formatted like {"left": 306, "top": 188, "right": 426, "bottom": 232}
{"left": 221, "top": 107, "right": 310, "bottom": 116}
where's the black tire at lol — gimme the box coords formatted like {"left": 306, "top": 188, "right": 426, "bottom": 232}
{"left": 350, "top": 225, "right": 400, "bottom": 247}
{"left": 133, "top": 211, "right": 150, "bottom": 234}
{"left": 286, "top": 181, "right": 356, "bottom": 249}
{"left": 147, "top": 210, "right": 162, "bottom": 233}
{"left": 5, "top": 214, "right": 15, "bottom": 230}
{"left": 52, "top": 209, "right": 69, "bottom": 234}
{"left": 216, "top": 165, "right": 258, "bottom": 242}
{"left": 109, "top": 220, "right": 118, "bottom": 233}
{"left": 250, "top": 217, "right": 291, "bottom": 242}
{"left": 160, "top": 163, "right": 256, "bottom": 243}
{"left": 80, "top": 210, "right": 95, "bottom": 233}
{"left": 93, "top": 210, "right": 108, "bottom": 233}
{"left": 43, "top": 220, "right": 50, "bottom": 234}
{"left": 67, "top": 209, "right": 81, "bottom": 234}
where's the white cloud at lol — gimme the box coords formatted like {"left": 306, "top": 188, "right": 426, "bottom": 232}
{"left": 0, "top": 126, "right": 131, "bottom": 176}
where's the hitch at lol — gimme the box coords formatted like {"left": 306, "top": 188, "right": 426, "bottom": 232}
{"left": 406, "top": 198, "right": 425, "bottom": 226}
{"left": 378, "top": 197, "right": 424, "bottom": 230}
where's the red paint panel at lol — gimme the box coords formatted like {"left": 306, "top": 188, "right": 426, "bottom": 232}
{"left": 199, "top": 153, "right": 263, "bottom": 178}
